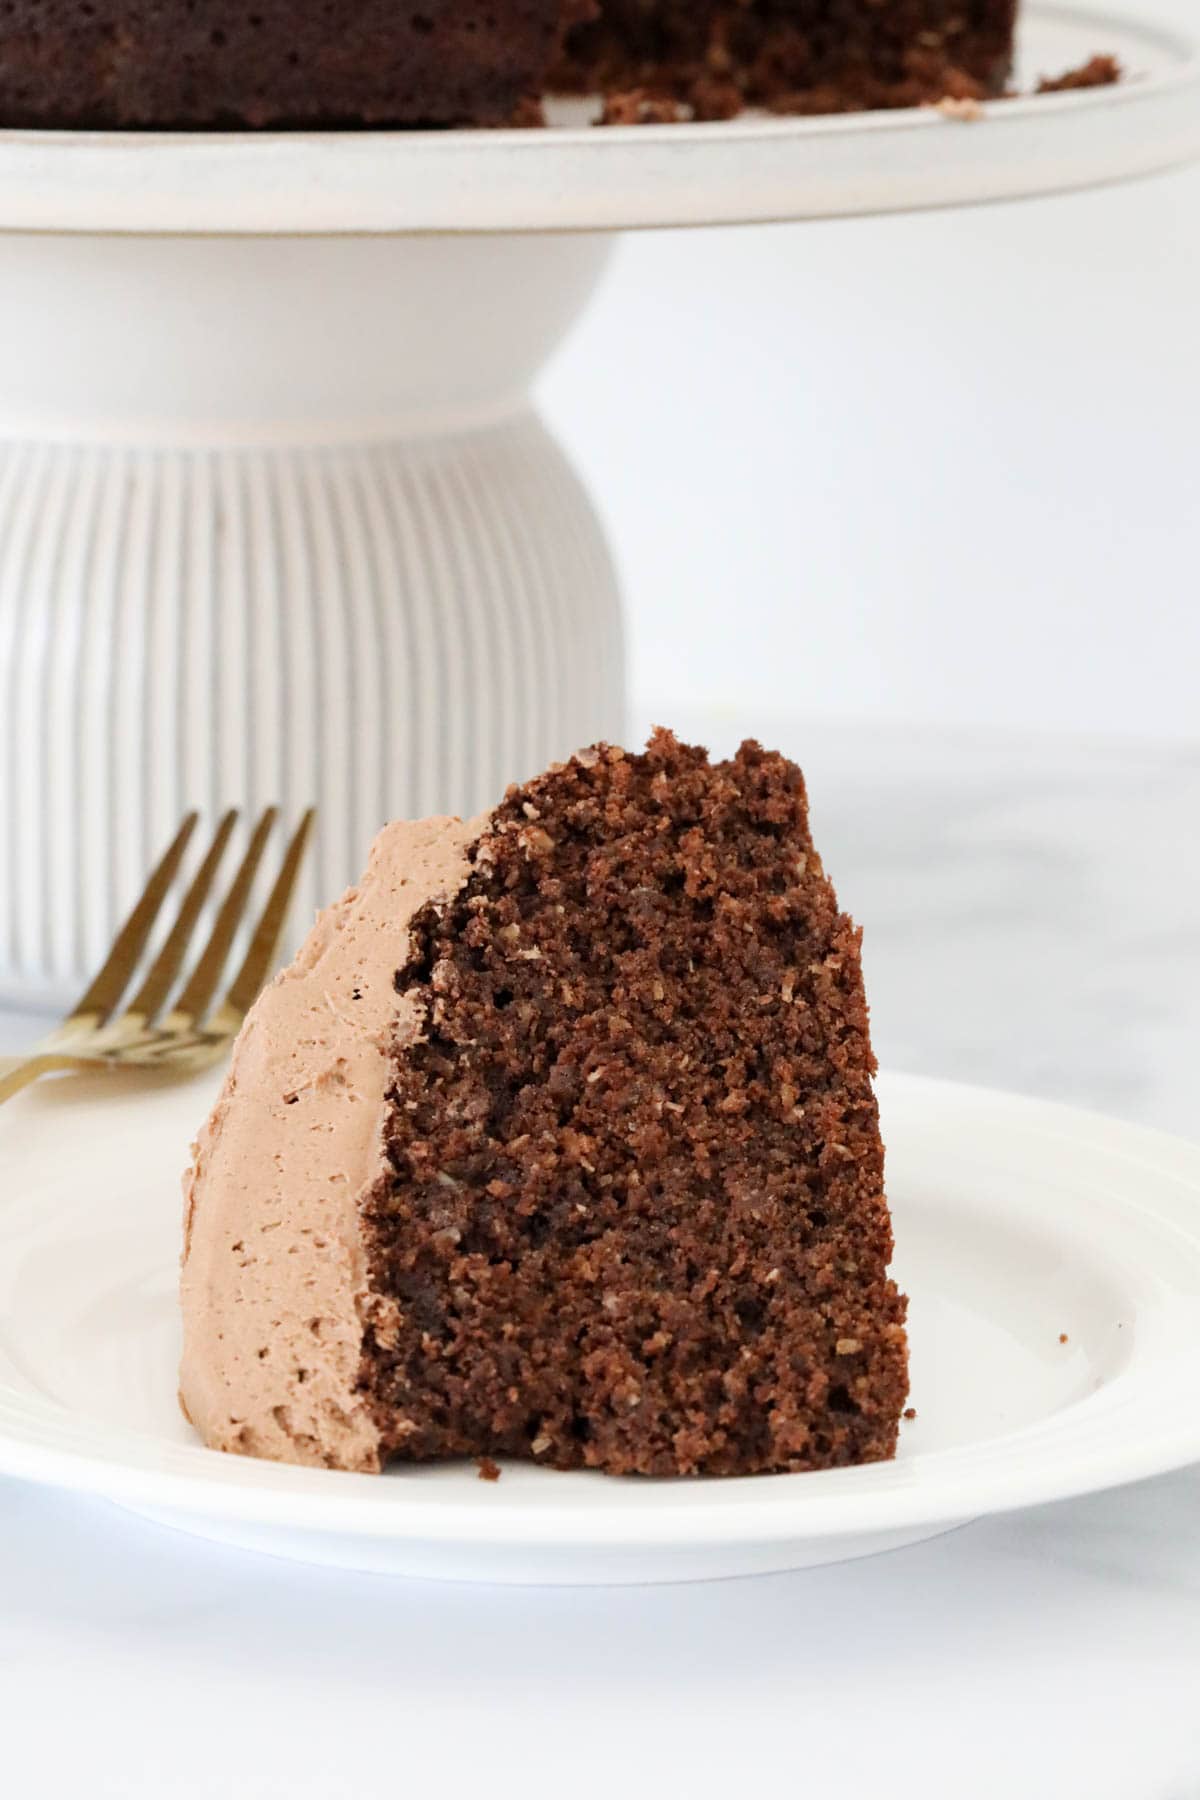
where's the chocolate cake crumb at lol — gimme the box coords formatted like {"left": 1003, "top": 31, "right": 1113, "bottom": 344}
{"left": 903, "top": 1407, "right": 917, "bottom": 1420}
{"left": 688, "top": 76, "right": 744, "bottom": 122}
{"left": 478, "top": 1455, "right": 502, "bottom": 1481}
{"left": 358, "top": 731, "right": 908, "bottom": 1478}
{"left": 1037, "top": 55, "right": 1121, "bottom": 94}
{"left": 932, "top": 95, "right": 986, "bottom": 121}
{"left": 508, "top": 95, "right": 550, "bottom": 129}
{"left": 1059, "top": 1333, "right": 1069, "bottom": 1345}
{"left": 598, "top": 87, "right": 686, "bottom": 125}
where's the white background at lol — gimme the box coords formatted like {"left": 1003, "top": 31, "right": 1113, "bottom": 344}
{"left": 543, "top": 0, "right": 1200, "bottom": 744}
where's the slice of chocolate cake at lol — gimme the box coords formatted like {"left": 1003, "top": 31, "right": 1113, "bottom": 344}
{"left": 180, "top": 731, "right": 908, "bottom": 1476}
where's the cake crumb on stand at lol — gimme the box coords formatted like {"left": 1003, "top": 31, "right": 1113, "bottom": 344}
{"left": 931, "top": 95, "right": 986, "bottom": 121}
{"left": 598, "top": 88, "right": 686, "bottom": 126}
{"left": 1037, "top": 54, "right": 1122, "bottom": 94}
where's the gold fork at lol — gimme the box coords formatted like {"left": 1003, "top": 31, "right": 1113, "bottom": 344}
{"left": 0, "top": 807, "right": 315, "bottom": 1106}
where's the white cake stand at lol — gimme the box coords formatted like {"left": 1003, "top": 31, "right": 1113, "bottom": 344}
{"left": 0, "top": 0, "right": 1195, "bottom": 1007}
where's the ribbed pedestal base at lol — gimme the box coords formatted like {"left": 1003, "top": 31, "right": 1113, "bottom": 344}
{"left": 0, "top": 413, "right": 625, "bottom": 1005}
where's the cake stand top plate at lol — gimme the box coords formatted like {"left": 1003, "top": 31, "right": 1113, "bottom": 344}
{"left": 0, "top": 1, "right": 1194, "bottom": 235}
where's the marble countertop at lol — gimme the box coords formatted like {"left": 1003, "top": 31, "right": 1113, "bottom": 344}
{"left": 2, "top": 715, "right": 1198, "bottom": 1800}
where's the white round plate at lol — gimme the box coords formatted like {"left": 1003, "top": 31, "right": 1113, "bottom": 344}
{"left": 2, "top": 1068, "right": 1199, "bottom": 1584}
{"left": 0, "top": 2, "right": 1194, "bottom": 233}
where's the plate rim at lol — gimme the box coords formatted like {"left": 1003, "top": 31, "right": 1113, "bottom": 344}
{"left": 0, "top": 1, "right": 1194, "bottom": 234}
{"left": 2, "top": 1068, "right": 1200, "bottom": 1549}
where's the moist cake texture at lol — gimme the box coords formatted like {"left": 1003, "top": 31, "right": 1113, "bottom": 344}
{"left": 181, "top": 730, "right": 908, "bottom": 1477}
{"left": 362, "top": 731, "right": 907, "bottom": 1474}
{"left": 558, "top": 0, "right": 1019, "bottom": 120}
{"left": 0, "top": 0, "right": 1017, "bottom": 128}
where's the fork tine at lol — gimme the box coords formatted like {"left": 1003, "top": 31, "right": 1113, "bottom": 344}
{"left": 166, "top": 808, "right": 278, "bottom": 1029}
{"left": 67, "top": 812, "right": 199, "bottom": 1026}
{"left": 122, "top": 809, "right": 240, "bottom": 1024}
{"left": 221, "top": 808, "right": 317, "bottom": 1023}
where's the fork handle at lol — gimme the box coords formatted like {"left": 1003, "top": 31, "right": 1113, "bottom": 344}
{"left": 0, "top": 1053, "right": 104, "bottom": 1106}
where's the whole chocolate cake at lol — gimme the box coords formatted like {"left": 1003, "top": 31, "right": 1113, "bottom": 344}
{"left": 180, "top": 731, "right": 909, "bottom": 1478}
{"left": 0, "top": 0, "right": 1018, "bottom": 128}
